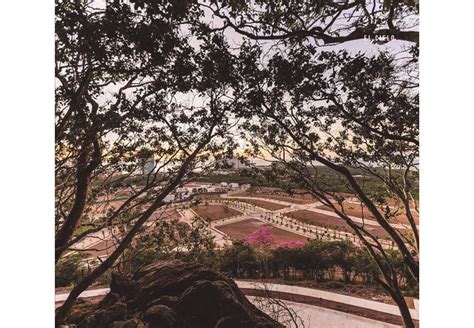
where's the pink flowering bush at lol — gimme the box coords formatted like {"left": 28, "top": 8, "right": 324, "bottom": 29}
{"left": 246, "top": 226, "right": 276, "bottom": 247}
{"left": 278, "top": 241, "right": 305, "bottom": 248}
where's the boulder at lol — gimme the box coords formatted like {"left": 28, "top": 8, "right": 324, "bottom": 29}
{"left": 76, "top": 260, "right": 283, "bottom": 328}
{"left": 143, "top": 305, "right": 176, "bottom": 328}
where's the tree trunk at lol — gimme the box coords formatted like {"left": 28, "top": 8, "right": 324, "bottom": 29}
{"left": 55, "top": 142, "right": 206, "bottom": 325}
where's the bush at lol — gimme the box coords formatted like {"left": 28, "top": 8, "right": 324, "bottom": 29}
{"left": 55, "top": 254, "right": 85, "bottom": 287}
{"left": 218, "top": 241, "right": 259, "bottom": 277}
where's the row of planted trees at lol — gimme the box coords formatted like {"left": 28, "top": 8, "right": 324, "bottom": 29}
{"left": 121, "top": 220, "right": 403, "bottom": 292}
{"left": 219, "top": 240, "right": 403, "bottom": 285}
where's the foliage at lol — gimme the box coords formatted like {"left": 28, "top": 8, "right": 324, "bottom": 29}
{"left": 246, "top": 226, "right": 276, "bottom": 248}
{"left": 118, "top": 218, "right": 216, "bottom": 274}
{"left": 55, "top": 1, "right": 420, "bottom": 324}
{"left": 214, "top": 239, "right": 411, "bottom": 291}
{"left": 279, "top": 241, "right": 305, "bottom": 248}
{"left": 219, "top": 241, "right": 260, "bottom": 278}
{"left": 55, "top": 253, "right": 86, "bottom": 288}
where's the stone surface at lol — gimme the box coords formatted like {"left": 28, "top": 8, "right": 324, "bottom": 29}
{"left": 75, "top": 260, "right": 283, "bottom": 328}
{"left": 143, "top": 305, "right": 176, "bottom": 328}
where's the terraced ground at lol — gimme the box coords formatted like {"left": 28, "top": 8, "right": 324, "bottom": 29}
{"left": 284, "top": 210, "right": 393, "bottom": 240}
{"left": 232, "top": 191, "right": 316, "bottom": 204}
{"left": 192, "top": 204, "right": 242, "bottom": 221}
{"left": 231, "top": 198, "right": 289, "bottom": 210}
{"left": 216, "top": 219, "right": 308, "bottom": 243}
{"left": 317, "top": 204, "right": 419, "bottom": 225}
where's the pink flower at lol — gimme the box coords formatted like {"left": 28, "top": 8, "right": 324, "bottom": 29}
{"left": 246, "top": 226, "right": 276, "bottom": 247}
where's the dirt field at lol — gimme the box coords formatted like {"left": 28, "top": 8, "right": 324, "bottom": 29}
{"left": 284, "top": 210, "right": 392, "bottom": 240}
{"left": 232, "top": 198, "right": 288, "bottom": 210}
{"left": 192, "top": 204, "right": 242, "bottom": 221}
{"left": 86, "top": 199, "right": 128, "bottom": 215}
{"left": 317, "top": 204, "right": 376, "bottom": 220}
{"left": 216, "top": 219, "right": 308, "bottom": 243}
{"left": 195, "top": 194, "right": 225, "bottom": 201}
{"left": 148, "top": 208, "right": 181, "bottom": 221}
{"left": 85, "top": 238, "right": 118, "bottom": 257}
{"left": 317, "top": 204, "right": 419, "bottom": 225}
{"left": 233, "top": 191, "right": 315, "bottom": 204}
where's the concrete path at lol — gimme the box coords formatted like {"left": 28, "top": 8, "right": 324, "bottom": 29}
{"left": 55, "top": 281, "right": 417, "bottom": 326}
{"left": 236, "top": 281, "right": 419, "bottom": 320}
{"left": 55, "top": 288, "right": 109, "bottom": 302}
{"left": 247, "top": 296, "right": 401, "bottom": 328}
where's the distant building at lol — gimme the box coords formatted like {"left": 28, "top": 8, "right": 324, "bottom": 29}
{"left": 142, "top": 157, "right": 155, "bottom": 175}
{"left": 229, "top": 183, "right": 239, "bottom": 189}
{"left": 225, "top": 157, "right": 249, "bottom": 171}
{"left": 241, "top": 184, "right": 251, "bottom": 190}
{"left": 163, "top": 194, "right": 175, "bottom": 203}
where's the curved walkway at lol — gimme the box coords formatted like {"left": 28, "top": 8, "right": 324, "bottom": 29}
{"left": 55, "top": 281, "right": 418, "bottom": 327}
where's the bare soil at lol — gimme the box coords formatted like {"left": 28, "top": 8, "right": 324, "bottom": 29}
{"left": 148, "top": 208, "right": 181, "bottom": 221}
{"left": 192, "top": 204, "right": 242, "bottom": 221}
{"left": 86, "top": 199, "right": 127, "bottom": 215}
{"left": 232, "top": 198, "right": 289, "bottom": 210}
{"left": 233, "top": 191, "right": 316, "bottom": 204}
{"left": 216, "top": 219, "right": 308, "bottom": 243}
{"left": 85, "top": 238, "right": 118, "bottom": 257}
{"left": 318, "top": 204, "right": 419, "bottom": 225}
{"left": 284, "top": 210, "right": 392, "bottom": 240}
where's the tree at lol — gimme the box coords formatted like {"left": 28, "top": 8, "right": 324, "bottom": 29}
{"left": 219, "top": 241, "right": 259, "bottom": 277}
{"left": 55, "top": 1, "right": 420, "bottom": 326}
{"left": 231, "top": 25, "right": 419, "bottom": 328}
{"left": 55, "top": 0, "right": 245, "bottom": 323}
{"left": 246, "top": 226, "right": 277, "bottom": 247}
{"left": 117, "top": 218, "right": 216, "bottom": 274}
{"left": 201, "top": 0, "right": 419, "bottom": 45}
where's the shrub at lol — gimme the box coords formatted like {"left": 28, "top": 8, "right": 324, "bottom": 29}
{"left": 279, "top": 241, "right": 305, "bottom": 248}
{"left": 55, "top": 253, "right": 85, "bottom": 287}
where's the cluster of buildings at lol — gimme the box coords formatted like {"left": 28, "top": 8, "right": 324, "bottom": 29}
{"left": 162, "top": 182, "right": 249, "bottom": 203}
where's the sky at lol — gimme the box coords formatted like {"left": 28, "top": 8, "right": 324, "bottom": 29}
{"left": 90, "top": 1, "right": 418, "bottom": 166}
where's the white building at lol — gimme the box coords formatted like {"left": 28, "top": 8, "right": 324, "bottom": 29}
{"left": 142, "top": 156, "right": 155, "bottom": 175}
{"left": 163, "top": 194, "right": 176, "bottom": 203}
{"left": 240, "top": 184, "right": 251, "bottom": 190}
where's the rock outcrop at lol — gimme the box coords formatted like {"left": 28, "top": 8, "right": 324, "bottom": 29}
{"left": 75, "top": 260, "right": 284, "bottom": 328}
